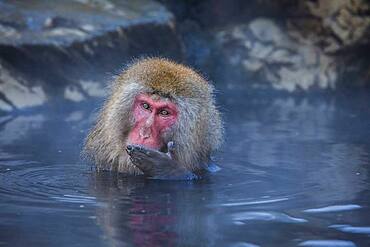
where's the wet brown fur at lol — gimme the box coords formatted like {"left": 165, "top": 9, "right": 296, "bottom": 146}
{"left": 83, "top": 57, "right": 223, "bottom": 175}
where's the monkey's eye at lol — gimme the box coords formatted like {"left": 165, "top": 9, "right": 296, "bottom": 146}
{"left": 142, "top": 102, "right": 150, "bottom": 110}
{"left": 159, "top": 109, "right": 170, "bottom": 116}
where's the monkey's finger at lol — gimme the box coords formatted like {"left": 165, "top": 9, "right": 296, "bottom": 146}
{"left": 127, "top": 144, "right": 148, "bottom": 154}
{"left": 130, "top": 157, "right": 141, "bottom": 165}
{"left": 126, "top": 144, "right": 151, "bottom": 157}
{"left": 127, "top": 148, "right": 158, "bottom": 173}
{"left": 135, "top": 146, "right": 166, "bottom": 159}
{"left": 133, "top": 161, "right": 155, "bottom": 176}
{"left": 126, "top": 144, "right": 137, "bottom": 155}
{"left": 166, "top": 141, "right": 176, "bottom": 158}
{"left": 129, "top": 150, "right": 150, "bottom": 161}
{"left": 129, "top": 154, "right": 156, "bottom": 176}
{"left": 167, "top": 141, "right": 176, "bottom": 151}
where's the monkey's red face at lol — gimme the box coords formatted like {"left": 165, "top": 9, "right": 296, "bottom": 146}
{"left": 127, "top": 93, "right": 178, "bottom": 150}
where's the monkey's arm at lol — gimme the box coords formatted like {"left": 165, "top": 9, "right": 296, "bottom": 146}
{"left": 126, "top": 143, "right": 199, "bottom": 180}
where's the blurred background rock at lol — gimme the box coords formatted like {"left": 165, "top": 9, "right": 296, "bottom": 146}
{"left": 0, "top": 0, "right": 369, "bottom": 114}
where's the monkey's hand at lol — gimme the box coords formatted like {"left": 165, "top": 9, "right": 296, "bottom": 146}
{"left": 126, "top": 142, "right": 198, "bottom": 180}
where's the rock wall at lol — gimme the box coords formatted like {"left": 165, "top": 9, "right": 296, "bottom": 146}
{"left": 1, "top": 0, "right": 370, "bottom": 113}
{"left": 164, "top": 0, "right": 370, "bottom": 91}
{"left": 0, "top": 0, "right": 183, "bottom": 113}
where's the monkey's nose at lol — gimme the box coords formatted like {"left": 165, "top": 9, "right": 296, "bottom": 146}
{"left": 139, "top": 127, "right": 151, "bottom": 139}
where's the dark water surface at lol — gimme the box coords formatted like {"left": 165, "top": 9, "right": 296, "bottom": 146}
{"left": 0, "top": 90, "right": 369, "bottom": 247}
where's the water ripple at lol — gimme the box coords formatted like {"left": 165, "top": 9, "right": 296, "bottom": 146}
{"left": 220, "top": 197, "right": 289, "bottom": 207}
{"left": 230, "top": 242, "right": 260, "bottom": 247}
{"left": 303, "top": 204, "right": 362, "bottom": 213}
{"left": 298, "top": 240, "right": 356, "bottom": 247}
{"left": 0, "top": 162, "right": 90, "bottom": 207}
{"left": 329, "top": 224, "right": 370, "bottom": 235}
{"left": 232, "top": 211, "right": 307, "bottom": 224}
{"left": 52, "top": 194, "right": 97, "bottom": 204}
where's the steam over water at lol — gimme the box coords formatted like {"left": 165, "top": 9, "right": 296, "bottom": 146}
{"left": 0, "top": 90, "right": 369, "bottom": 247}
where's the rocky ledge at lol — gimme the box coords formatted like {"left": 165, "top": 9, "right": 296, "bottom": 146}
{"left": 211, "top": 0, "right": 370, "bottom": 92}
{"left": 1, "top": 0, "right": 370, "bottom": 114}
{"left": 0, "top": 0, "right": 183, "bottom": 113}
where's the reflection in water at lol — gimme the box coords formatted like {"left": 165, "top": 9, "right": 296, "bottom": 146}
{"left": 91, "top": 173, "right": 219, "bottom": 247}
{"left": 0, "top": 90, "right": 369, "bottom": 246}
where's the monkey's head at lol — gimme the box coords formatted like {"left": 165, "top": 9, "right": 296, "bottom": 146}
{"left": 84, "top": 58, "right": 223, "bottom": 174}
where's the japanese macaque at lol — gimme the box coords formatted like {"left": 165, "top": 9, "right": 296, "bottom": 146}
{"left": 84, "top": 58, "right": 223, "bottom": 180}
